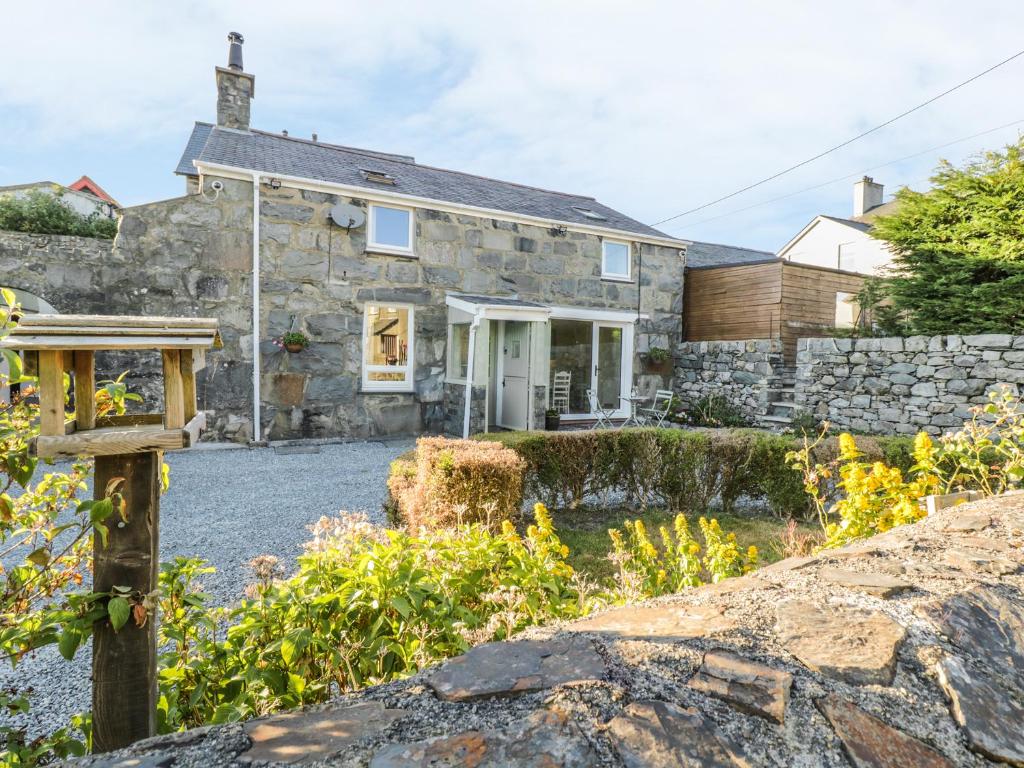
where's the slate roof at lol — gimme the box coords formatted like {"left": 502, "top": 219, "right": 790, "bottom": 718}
{"left": 684, "top": 240, "right": 776, "bottom": 269}
{"left": 174, "top": 122, "right": 678, "bottom": 241}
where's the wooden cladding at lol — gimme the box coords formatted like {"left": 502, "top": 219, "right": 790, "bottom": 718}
{"left": 684, "top": 260, "right": 864, "bottom": 363}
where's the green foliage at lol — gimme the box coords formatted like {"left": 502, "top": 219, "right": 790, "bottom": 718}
{"left": 156, "top": 504, "right": 589, "bottom": 730}
{"left": 871, "top": 139, "right": 1024, "bottom": 334}
{"left": 0, "top": 189, "right": 118, "bottom": 239}
{"left": 645, "top": 346, "right": 671, "bottom": 364}
{"left": 280, "top": 331, "right": 309, "bottom": 348}
{"left": 684, "top": 393, "right": 751, "bottom": 428}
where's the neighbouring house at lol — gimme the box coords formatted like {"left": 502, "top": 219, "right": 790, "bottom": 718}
{"left": 777, "top": 176, "right": 897, "bottom": 275}
{"left": 0, "top": 175, "right": 120, "bottom": 219}
{"left": 2, "top": 33, "right": 688, "bottom": 442}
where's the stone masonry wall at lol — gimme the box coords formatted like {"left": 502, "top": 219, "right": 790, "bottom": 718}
{"left": 7, "top": 175, "right": 684, "bottom": 442}
{"left": 797, "top": 333, "right": 1024, "bottom": 435}
{"left": 673, "top": 339, "right": 784, "bottom": 422}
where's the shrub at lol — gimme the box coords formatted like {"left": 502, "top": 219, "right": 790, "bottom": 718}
{"left": 0, "top": 189, "right": 118, "bottom": 239}
{"left": 394, "top": 437, "right": 526, "bottom": 531}
{"left": 157, "top": 504, "right": 589, "bottom": 730}
{"left": 685, "top": 393, "right": 751, "bottom": 428}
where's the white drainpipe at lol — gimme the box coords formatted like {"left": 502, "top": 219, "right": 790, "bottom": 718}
{"left": 462, "top": 314, "right": 482, "bottom": 439}
{"left": 251, "top": 172, "right": 262, "bottom": 443}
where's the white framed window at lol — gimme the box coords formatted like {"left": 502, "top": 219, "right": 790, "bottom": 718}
{"left": 601, "top": 239, "right": 631, "bottom": 280}
{"left": 448, "top": 322, "right": 471, "bottom": 382}
{"left": 362, "top": 303, "right": 415, "bottom": 391}
{"left": 367, "top": 203, "right": 414, "bottom": 256}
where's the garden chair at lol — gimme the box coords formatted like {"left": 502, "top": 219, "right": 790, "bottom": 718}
{"left": 639, "top": 389, "right": 674, "bottom": 427}
{"left": 586, "top": 388, "right": 616, "bottom": 429}
{"left": 551, "top": 371, "right": 571, "bottom": 414}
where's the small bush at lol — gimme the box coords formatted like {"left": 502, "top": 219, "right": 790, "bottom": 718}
{"left": 395, "top": 437, "right": 526, "bottom": 531}
{"left": 0, "top": 189, "right": 118, "bottom": 239}
{"left": 685, "top": 393, "right": 751, "bottom": 428}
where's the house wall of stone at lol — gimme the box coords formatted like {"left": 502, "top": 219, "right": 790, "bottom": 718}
{"left": 673, "top": 339, "right": 784, "bottom": 421}
{"left": 9, "top": 173, "right": 683, "bottom": 442}
{"left": 796, "top": 334, "right": 1024, "bottom": 435}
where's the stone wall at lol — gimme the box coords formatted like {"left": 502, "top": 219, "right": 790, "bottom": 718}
{"left": 797, "top": 333, "right": 1024, "bottom": 435}
{"left": 7, "top": 175, "right": 684, "bottom": 442}
{"left": 442, "top": 383, "right": 485, "bottom": 437}
{"left": 673, "top": 339, "right": 784, "bottom": 421}
{"left": 85, "top": 494, "right": 1024, "bottom": 767}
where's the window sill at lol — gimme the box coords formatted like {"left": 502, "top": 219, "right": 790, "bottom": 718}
{"left": 359, "top": 388, "right": 416, "bottom": 395}
{"left": 601, "top": 275, "right": 633, "bottom": 283}
{"left": 365, "top": 246, "right": 417, "bottom": 259}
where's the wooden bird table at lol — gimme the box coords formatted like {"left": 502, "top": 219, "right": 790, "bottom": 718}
{"left": 0, "top": 314, "right": 221, "bottom": 752}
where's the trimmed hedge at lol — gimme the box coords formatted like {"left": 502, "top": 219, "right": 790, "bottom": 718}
{"left": 477, "top": 428, "right": 915, "bottom": 519}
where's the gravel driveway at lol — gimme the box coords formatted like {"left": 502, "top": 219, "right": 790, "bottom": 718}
{"left": 0, "top": 438, "right": 415, "bottom": 740}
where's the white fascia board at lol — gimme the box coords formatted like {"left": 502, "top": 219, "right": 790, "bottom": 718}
{"left": 445, "top": 295, "right": 550, "bottom": 323}
{"left": 548, "top": 305, "right": 647, "bottom": 323}
{"left": 194, "top": 160, "right": 690, "bottom": 250}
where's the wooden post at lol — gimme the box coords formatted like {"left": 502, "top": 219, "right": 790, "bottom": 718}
{"left": 180, "top": 349, "right": 197, "bottom": 423}
{"left": 73, "top": 351, "right": 96, "bottom": 430}
{"left": 92, "top": 451, "right": 160, "bottom": 753}
{"left": 37, "top": 350, "right": 65, "bottom": 436}
{"left": 161, "top": 350, "right": 185, "bottom": 429}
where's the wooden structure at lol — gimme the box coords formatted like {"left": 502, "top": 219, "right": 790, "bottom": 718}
{"left": 0, "top": 314, "right": 220, "bottom": 752}
{"left": 683, "top": 259, "right": 865, "bottom": 363}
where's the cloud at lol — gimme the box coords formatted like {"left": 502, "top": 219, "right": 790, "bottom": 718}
{"left": 2, "top": 0, "right": 1023, "bottom": 249}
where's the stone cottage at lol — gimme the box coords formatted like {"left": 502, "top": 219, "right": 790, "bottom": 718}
{"left": 5, "top": 34, "right": 687, "bottom": 442}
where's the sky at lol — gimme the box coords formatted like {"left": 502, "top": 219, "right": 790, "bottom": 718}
{"left": 1, "top": 1, "right": 1023, "bottom": 252}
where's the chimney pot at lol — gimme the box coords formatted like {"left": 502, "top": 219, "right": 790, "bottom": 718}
{"left": 227, "top": 32, "right": 244, "bottom": 71}
{"left": 282, "top": 129, "right": 288, "bottom": 137}
{"left": 312, "top": 132, "right": 318, "bottom": 142}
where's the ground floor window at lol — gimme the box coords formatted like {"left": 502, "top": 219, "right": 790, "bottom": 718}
{"left": 448, "top": 322, "right": 471, "bottom": 381}
{"left": 549, "top": 318, "right": 628, "bottom": 415}
{"left": 362, "top": 303, "right": 414, "bottom": 391}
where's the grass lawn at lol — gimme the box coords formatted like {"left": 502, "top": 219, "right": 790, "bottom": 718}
{"left": 551, "top": 506, "right": 821, "bottom": 584}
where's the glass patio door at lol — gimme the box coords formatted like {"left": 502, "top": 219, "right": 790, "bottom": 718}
{"left": 549, "top": 319, "right": 629, "bottom": 419}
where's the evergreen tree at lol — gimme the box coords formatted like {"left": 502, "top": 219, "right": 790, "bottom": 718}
{"left": 872, "top": 140, "right": 1024, "bottom": 334}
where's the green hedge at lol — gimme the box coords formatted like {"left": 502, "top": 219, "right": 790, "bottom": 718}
{"left": 475, "top": 428, "right": 916, "bottom": 519}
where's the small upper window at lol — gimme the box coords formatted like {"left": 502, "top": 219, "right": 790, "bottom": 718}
{"left": 602, "top": 240, "right": 631, "bottom": 280}
{"left": 360, "top": 169, "right": 396, "bottom": 185}
{"left": 572, "top": 206, "right": 607, "bottom": 221}
{"left": 368, "top": 204, "right": 414, "bottom": 255}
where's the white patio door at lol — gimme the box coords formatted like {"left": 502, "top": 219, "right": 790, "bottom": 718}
{"left": 594, "top": 324, "right": 624, "bottom": 412}
{"left": 497, "top": 321, "right": 530, "bottom": 430}
{"left": 549, "top": 318, "right": 631, "bottom": 420}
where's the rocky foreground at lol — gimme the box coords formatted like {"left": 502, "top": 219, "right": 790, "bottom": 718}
{"left": 79, "top": 495, "right": 1024, "bottom": 767}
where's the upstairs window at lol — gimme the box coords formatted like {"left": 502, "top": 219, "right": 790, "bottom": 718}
{"left": 368, "top": 204, "right": 414, "bottom": 256}
{"left": 602, "top": 239, "right": 631, "bottom": 280}
{"left": 362, "top": 303, "right": 414, "bottom": 391}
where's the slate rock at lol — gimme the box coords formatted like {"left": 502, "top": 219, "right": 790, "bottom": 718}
{"left": 608, "top": 700, "right": 749, "bottom": 768}
{"left": 239, "top": 702, "right": 406, "bottom": 764}
{"left": 370, "top": 708, "right": 598, "bottom": 767}
{"left": 918, "top": 586, "right": 1024, "bottom": 693}
{"left": 941, "top": 546, "right": 1021, "bottom": 576}
{"left": 568, "top": 603, "right": 736, "bottom": 642}
{"left": 87, "top": 757, "right": 174, "bottom": 768}
{"left": 775, "top": 600, "right": 906, "bottom": 685}
{"left": 816, "top": 694, "right": 954, "bottom": 768}
{"left": 936, "top": 655, "right": 1024, "bottom": 765}
{"left": 938, "top": 513, "right": 993, "bottom": 532}
{"left": 819, "top": 568, "right": 913, "bottom": 598}
{"left": 427, "top": 635, "right": 604, "bottom": 702}
{"left": 688, "top": 648, "right": 793, "bottom": 724}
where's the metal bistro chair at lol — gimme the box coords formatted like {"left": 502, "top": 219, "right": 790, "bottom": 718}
{"left": 551, "top": 371, "right": 571, "bottom": 415}
{"left": 586, "top": 388, "right": 617, "bottom": 429}
{"left": 639, "top": 389, "right": 675, "bottom": 427}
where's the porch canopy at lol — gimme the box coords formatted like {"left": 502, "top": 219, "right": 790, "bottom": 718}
{"left": 445, "top": 294, "right": 551, "bottom": 323}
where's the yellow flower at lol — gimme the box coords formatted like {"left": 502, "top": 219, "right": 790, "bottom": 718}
{"left": 838, "top": 433, "right": 859, "bottom": 460}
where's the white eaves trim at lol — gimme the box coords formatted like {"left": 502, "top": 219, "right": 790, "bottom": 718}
{"left": 777, "top": 215, "right": 872, "bottom": 259}
{"left": 194, "top": 160, "right": 690, "bottom": 250}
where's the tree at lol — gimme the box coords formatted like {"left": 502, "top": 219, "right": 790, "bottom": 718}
{"left": 871, "top": 140, "right": 1024, "bottom": 334}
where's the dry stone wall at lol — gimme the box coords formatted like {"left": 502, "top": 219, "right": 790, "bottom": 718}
{"left": 797, "top": 334, "right": 1024, "bottom": 435}
{"left": 82, "top": 494, "right": 1024, "bottom": 767}
{"left": 674, "top": 339, "right": 784, "bottom": 421}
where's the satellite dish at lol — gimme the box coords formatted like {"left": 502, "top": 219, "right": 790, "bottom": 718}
{"left": 329, "top": 203, "right": 366, "bottom": 229}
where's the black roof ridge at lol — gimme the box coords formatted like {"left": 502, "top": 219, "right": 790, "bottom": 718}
{"left": 244, "top": 125, "right": 600, "bottom": 204}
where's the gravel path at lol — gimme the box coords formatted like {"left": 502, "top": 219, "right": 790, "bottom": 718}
{"left": 0, "top": 438, "right": 414, "bottom": 740}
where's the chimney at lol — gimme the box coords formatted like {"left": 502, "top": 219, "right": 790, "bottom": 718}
{"left": 216, "top": 32, "right": 255, "bottom": 130}
{"left": 853, "top": 176, "right": 884, "bottom": 218}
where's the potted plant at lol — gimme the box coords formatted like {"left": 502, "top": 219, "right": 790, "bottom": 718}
{"left": 280, "top": 331, "right": 310, "bottom": 353}
{"left": 644, "top": 346, "right": 672, "bottom": 373}
{"left": 544, "top": 408, "right": 561, "bottom": 431}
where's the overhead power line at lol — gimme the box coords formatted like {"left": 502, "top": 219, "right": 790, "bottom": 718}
{"left": 668, "top": 117, "right": 1024, "bottom": 232}
{"left": 651, "top": 47, "right": 1024, "bottom": 228}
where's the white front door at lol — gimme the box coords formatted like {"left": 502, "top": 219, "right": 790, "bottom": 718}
{"left": 497, "top": 321, "right": 530, "bottom": 430}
